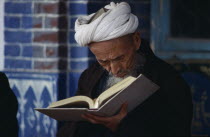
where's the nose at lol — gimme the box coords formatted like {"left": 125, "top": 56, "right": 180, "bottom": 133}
{"left": 109, "top": 61, "right": 120, "bottom": 76}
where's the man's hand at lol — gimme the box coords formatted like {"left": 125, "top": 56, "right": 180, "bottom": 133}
{"left": 82, "top": 103, "right": 128, "bottom": 132}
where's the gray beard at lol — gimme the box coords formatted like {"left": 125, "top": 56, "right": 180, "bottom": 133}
{"left": 105, "top": 72, "right": 129, "bottom": 89}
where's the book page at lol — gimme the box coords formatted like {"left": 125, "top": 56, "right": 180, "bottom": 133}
{"left": 95, "top": 76, "right": 136, "bottom": 108}
{"left": 96, "top": 74, "right": 160, "bottom": 116}
{"left": 48, "top": 96, "right": 94, "bottom": 108}
{"left": 35, "top": 108, "right": 90, "bottom": 121}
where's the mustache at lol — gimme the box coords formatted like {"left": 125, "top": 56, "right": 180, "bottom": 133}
{"left": 106, "top": 64, "right": 142, "bottom": 77}
{"left": 108, "top": 69, "right": 129, "bottom": 77}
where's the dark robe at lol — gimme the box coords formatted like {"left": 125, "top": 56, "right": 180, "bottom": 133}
{"left": 57, "top": 39, "right": 193, "bottom": 137}
{"left": 0, "top": 72, "right": 19, "bottom": 137}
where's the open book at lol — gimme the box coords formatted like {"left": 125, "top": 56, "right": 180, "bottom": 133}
{"left": 35, "top": 74, "right": 159, "bottom": 121}
{"left": 48, "top": 76, "right": 136, "bottom": 109}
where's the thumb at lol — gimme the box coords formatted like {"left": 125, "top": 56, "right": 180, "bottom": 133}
{"left": 119, "top": 102, "right": 128, "bottom": 117}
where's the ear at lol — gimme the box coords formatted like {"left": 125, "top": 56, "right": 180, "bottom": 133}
{"left": 133, "top": 32, "right": 141, "bottom": 50}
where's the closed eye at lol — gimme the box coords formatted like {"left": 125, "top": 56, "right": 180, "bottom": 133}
{"left": 113, "top": 55, "right": 124, "bottom": 62}
{"left": 98, "top": 60, "right": 109, "bottom": 64}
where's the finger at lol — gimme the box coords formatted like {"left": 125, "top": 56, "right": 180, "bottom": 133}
{"left": 118, "top": 102, "right": 128, "bottom": 117}
{"left": 122, "top": 102, "right": 128, "bottom": 112}
{"left": 82, "top": 114, "right": 99, "bottom": 124}
{"left": 85, "top": 113, "right": 110, "bottom": 123}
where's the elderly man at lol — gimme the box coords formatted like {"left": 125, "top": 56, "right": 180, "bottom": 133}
{"left": 57, "top": 2, "right": 193, "bottom": 137}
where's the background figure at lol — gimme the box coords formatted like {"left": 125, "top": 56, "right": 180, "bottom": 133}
{"left": 0, "top": 72, "right": 18, "bottom": 137}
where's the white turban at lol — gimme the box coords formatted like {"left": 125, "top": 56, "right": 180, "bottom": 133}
{"left": 74, "top": 2, "right": 139, "bottom": 46}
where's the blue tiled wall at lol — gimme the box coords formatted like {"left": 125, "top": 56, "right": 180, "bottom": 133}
{"left": 5, "top": 59, "right": 32, "bottom": 69}
{"left": 6, "top": 72, "right": 58, "bottom": 137}
{"left": 5, "top": 31, "right": 32, "bottom": 43}
{"left": 4, "top": 0, "right": 68, "bottom": 137}
{"left": 69, "top": 3, "right": 88, "bottom": 15}
{"left": 22, "top": 16, "right": 33, "bottom": 28}
{"left": 5, "top": 2, "right": 32, "bottom": 14}
{"left": 70, "top": 47, "right": 94, "bottom": 58}
{"left": 5, "top": 44, "right": 21, "bottom": 56}
{"left": 5, "top": 16, "right": 20, "bottom": 28}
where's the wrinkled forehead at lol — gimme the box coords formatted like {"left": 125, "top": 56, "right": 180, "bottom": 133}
{"left": 89, "top": 33, "right": 134, "bottom": 47}
{"left": 89, "top": 36, "right": 131, "bottom": 51}
{"left": 89, "top": 38, "right": 134, "bottom": 60}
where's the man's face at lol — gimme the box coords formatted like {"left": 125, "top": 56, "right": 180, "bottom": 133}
{"left": 89, "top": 33, "right": 141, "bottom": 78}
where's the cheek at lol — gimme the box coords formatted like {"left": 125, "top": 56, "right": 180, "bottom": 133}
{"left": 120, "top": 61, "right": 129, "bottom": 70}
{"left": 123, "top": 54, "right": 135, "bottom": 69}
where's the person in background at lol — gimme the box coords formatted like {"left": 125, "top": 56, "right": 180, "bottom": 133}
{"left": 57, "top": 2, "right": 193, "bottom": 137}
{"left": 0, "top": 72, "right": 18, "bottom": 137}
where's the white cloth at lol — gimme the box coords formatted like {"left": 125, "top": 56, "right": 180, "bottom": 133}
{"left": 74, "top": 2, "right": 139, "bottom": 46}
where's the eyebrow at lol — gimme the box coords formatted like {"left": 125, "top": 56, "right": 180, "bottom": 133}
{"left": 113, "top": 55, "right": 124, "bottom": 60}
{"left": 97, "top": 55, "right": 124, "bottom": 62}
